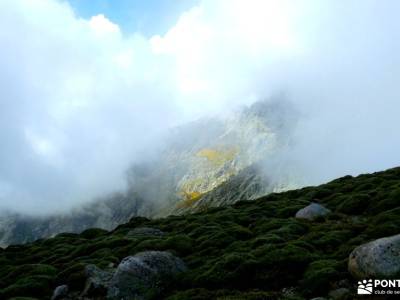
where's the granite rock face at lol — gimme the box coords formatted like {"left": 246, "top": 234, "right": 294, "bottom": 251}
{"left": 348, "top": 234, "right": 400, "bottom": 279}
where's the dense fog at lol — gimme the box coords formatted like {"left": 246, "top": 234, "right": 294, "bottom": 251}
{"left": 1, "top": 0, "right": 399, "bottom": 214}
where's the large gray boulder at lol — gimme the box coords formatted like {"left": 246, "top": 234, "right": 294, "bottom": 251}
{"left": 295, "top": 203, "right": 331, "bottom": 220}
{"left": 348, "top": 234, "right": 400, "bottom": 279}
{"left": 107, "top": 251, "right": 187, "bottom": 300}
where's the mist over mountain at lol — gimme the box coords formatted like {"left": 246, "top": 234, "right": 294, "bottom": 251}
{"left": 0, "top": 98, "right": 300, "bottom": 246}
{"left": 1, "top": 1, "right": 400, "bottom": 229}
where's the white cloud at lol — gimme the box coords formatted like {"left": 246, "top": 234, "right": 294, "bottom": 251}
{"left": 89, "top": 14, "right": 120, "bottom": 36}
{"left": 0, "top": 0, "right": 400, "bottom": 214}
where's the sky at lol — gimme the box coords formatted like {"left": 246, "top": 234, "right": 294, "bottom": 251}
{"left": 68, "top": 0, "right": 199, "bottom": 36}
{"left": 0, "top": 0, "right": 400, "bottom": 215}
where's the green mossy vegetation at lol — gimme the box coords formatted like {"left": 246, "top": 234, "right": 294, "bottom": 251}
{"left": 1, "top": 167, "right": 400, "bottom": 299}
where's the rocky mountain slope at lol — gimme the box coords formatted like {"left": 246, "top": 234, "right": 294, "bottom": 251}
{"left": 0, "top": 99, "right": 299, "bottom": 246}
{"left": 1, "top": 166, "right": 400, "bottom": 299}
{"left": 0, "top": 192, "right": 151, "bottom": 247}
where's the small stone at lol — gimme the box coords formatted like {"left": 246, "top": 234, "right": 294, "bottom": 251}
{"left": 295, "top": 203, "right": 331, "bottom": 220}
{"left": 281, "top": 286, "right": 296, "bottom": 297}
{"left": 51, "top": 284, "right": 68, "bottom": 300}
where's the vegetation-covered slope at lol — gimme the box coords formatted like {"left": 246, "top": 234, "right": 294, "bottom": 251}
{"left": 1, "top": 167, "right": 400, "bottom": 299}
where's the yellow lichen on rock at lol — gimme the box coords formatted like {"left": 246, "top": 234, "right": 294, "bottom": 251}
{"left": 176, "top": 191, "right": 202, "bottom": 208}
{"left": 175, "top": 147, "right": 242, "bottom": 210}
{"left": 196, "top": 148, "right": 238, "bottom": 166}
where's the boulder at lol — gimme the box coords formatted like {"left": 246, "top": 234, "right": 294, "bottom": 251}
{"left": 51, "top": 284, "right": 68, "bottom": 300}
{"left": 107, "top": 251, "right": 187, "bottom": 300}
{"left": 295, "top": 203, "right": 331, "bottom": 220}
{"left": 349, "top": 234, "right": 400, "bottom": 279}
{"left": 82, "top": 264, "right": 113, "bottom": 296}
{"left": 126, "top": 227, "right": 165, "bottom": 238}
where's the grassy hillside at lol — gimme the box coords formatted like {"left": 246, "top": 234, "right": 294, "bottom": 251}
{"left": 1, "top": 167, "right": 400, "bottom": 299}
